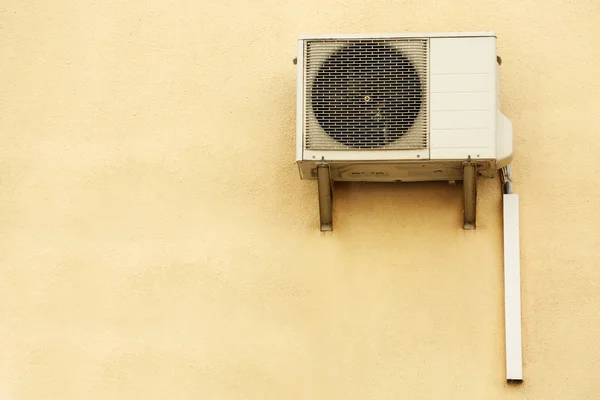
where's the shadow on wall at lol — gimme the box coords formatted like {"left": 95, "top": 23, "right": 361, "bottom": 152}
{"left": 333, "top": 180, "right": 464, "bottom": 230}
{"left": 336, "top": 177, "right": 502, "bottom": 233}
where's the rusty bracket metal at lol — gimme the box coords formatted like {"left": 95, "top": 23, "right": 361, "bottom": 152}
{"left": 317, "top": 162, "right": 333, "bottom": 231}
{"left": 462, "top": 158, "right": 478, "bottom": 229}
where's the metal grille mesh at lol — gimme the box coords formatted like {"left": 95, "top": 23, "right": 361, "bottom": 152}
{"left": 304, "top": 39, "right": 428, "bottom": 150}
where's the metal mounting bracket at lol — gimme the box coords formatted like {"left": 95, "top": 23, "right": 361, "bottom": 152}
{"left": 462, "top": 159, "right": 478, "bottom": 229}
{"left": 317, "top": 162, "right": 333, "bottom": 231}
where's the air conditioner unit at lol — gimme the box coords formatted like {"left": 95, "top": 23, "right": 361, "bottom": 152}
{"left": 295, "top": 32, "right": 513, "bottom": 231}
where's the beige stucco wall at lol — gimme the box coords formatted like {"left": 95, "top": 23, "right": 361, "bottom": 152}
{"left": 1, "top": 0, "right": 599, "bottom": 398}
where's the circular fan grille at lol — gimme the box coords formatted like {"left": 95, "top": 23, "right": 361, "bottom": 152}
{"left": 311, "top": 42, "right": 423, "bottom": 149}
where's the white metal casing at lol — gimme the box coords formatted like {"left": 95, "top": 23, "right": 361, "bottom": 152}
{"left": 296, "top": 32, "right": 513, "bottom": 181}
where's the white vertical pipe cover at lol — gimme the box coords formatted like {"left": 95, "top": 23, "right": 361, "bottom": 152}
{"left": 503, "top": 193, "right": 523, "bottom": 381}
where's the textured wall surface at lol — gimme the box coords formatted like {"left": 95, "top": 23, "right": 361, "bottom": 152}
{"left": 1, "top": 0, "right": 599, "bottom": 398}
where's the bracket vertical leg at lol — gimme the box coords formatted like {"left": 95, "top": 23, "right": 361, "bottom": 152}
{"left": 317, "top": 164, "right": 333, "bottom": 231}
{"left": 463, "top": 160, "right": 477, "bottom": 229}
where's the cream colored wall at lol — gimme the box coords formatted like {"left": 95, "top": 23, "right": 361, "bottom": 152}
{"left": 1, "top": 0, "right": 599, "bottom": 398}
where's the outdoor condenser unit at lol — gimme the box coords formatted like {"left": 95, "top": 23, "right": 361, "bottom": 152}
{"left": 295, "top": 32, "right": 513, "bottom": 231}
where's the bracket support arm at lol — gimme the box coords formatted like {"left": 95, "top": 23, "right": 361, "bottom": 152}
{"left": 463, "top": 160, "right": 478, "bottom": 229}
{"left": 317, "top": 164, "right": 333, "bottom": 231}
